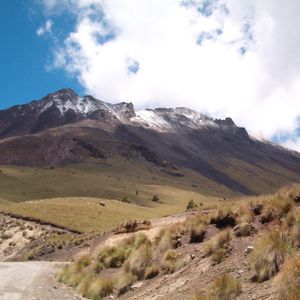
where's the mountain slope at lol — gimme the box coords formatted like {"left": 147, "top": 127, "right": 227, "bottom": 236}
{"left": 1, "top": 88, "right": 300, "bottom": 195}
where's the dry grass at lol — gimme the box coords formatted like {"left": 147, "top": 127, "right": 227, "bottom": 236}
{"left": 144, "top": 264, "right": 160, "bottom": 279}
{"left": 193, "top": 273, "right": 241, "bottom": 300}
{"left": 203, "top": 229, "right": 233, "bottom": 264}
{"left": 123, "top": 242, "right": 153, "bottom": 279}
{"left": 276, "top": 251, "right": 300, "bottom": 300}
{"left": 190, "top": 224, "right": 206, "bottom": 243}
{"left": 117, "top": 272, "right": 135, "bottom": 295}
{"left": 236, "top": 204, "right": 255, "bottom": 223}
{"left": 251, "top": 227, "right": 293, "bottom": 282}
{"left": 0, "top": 192, "right": 220, "bottom": 233}
{"left": 85, "top": 277, "right": 114, "bottom": 300}
{"left": 234, "top": 222, "right": 254, "bottom": 237}
{"left": 260, "top": 194, "right": 293, "bottom": 223}
{"left": 58, "top": 256, "right": 114, "bottom": 299}
{"left": 98, "top": 240, "right": 133, "bottom": 268}
{"left": 161, "top": 249, "right": 186, "bottom": 274}
{"left": 0, "top": 161, "right": 231, "bottom": 203}
{"left": 155, "top": 224, "right": 184, "bottom": 251}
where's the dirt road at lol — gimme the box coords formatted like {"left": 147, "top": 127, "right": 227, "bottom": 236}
{"left": 0, "top": 262, "right": 81, "bottom": 300}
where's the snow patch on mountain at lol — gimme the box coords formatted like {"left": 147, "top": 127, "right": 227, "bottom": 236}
{"left": 132, "top": 107, "right": 219, "bottom": 131}
{"left": 28, "top": 89, "right": 237, "bottom": 132}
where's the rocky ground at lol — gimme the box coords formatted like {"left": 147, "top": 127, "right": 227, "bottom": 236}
{"left": 0, "top": 207, "right": 285, "bottom": 300}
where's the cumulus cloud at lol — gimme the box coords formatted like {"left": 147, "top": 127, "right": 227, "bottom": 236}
{"left": 37, "top": 0, "right": 300, "bottom": 151}
{"left": 36, "top": 19, "right": 53, "bottom": 36}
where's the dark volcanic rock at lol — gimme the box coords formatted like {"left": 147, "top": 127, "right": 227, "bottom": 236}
{"left": 1, "top": 88, "right": 300, "bottom": 195}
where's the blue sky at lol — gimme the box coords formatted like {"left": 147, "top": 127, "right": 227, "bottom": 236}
{"left": 1, "top": 0, "right": 300, "bottom": 151}
{"left": 0, "top": 0, "right": 82, "bottom": 109}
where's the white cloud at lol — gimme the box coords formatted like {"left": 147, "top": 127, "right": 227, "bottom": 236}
{"left": 38, "top": 0, "right": 300, "bottom": 151}
{"left": 36, "top": 19, "right": 53, "bottom": 36}
{"left": 283, "top": 138, "right": 300, "bottom": 153}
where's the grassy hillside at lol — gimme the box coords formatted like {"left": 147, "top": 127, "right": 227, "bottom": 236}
{"left": 0, "top": 187, "right": 220, "bottom": 232}
{"left": 0, "top": 160, "right": 238, "bottom": 203}
{"left": 0, "top": 160, "right": 235, "bottom": 233}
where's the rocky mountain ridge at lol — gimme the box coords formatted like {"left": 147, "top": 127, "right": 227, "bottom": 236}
{"left": 1, "top": 88, "right": 300, "bottom": 195}
{"left": 0, "top": 88, "right": 246, "bottom": 138}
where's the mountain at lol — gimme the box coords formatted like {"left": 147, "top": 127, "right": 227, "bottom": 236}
{"left": 1, "top": 88, "right": 300, "bottom": 195}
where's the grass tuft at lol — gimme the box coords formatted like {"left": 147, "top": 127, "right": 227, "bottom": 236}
{"left": 190, "top": 224, "right": 206, "bottom": 243}
{"left": 251, "top": 227, "right": 292, "bottom": 282}
{"left": 193, "top": 273, "right": 241, "bottom": 300}
{"left": 203, "top": 229, "right": 232, "bottom": 264}
{"left": 161, "top": 249, "right": 186, "bottom": 274}
{"left": 276, "top": 252, "right": 300, "bottom": 300}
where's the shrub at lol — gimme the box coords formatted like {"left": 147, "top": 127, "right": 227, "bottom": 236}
{"left": 285, "top": 208, "right": 300, "bottom": 227}
{"left": 211, "top": 248, "right": 227, "bottom": 264}
{"left": 98, "top": 245, "right": 131, "bottom": 268}
{"left": 211, "top": 273, "right": 242, "bottom": 300}
{"left": 276, "top": 252, "right": 300, "bottom": 300}
{"left": 236, "top": 204, "right": 255, "bottom": 224}
{"left": 117, "top": 272, "right": 135, "bottom": 295}
{"left": 93, "top": 262, "right": 104, "bottom": 273}
{"left": 210, "top": 208, "right": 237, "bottom": 229}
{"left": 203, "top": 230, "right": 232, "bottom": 264}
{"left": 260, "top": 196, "right": 292, "bottom": 223}
{"left": 290, "top": 222, "right": 300, "bottom": 248}
{"left": 161, "top": 249, "right": 186, "bottom": 274}
{"left": 192, "top": 273, "right": 241, "bottom": 300}
{"left": 0, "top": 233, "right": 12, "bottom": 240}
{"left": 190, "top": 224, "right": 206, "bottom": 243}
{"left": 234, "top": 222, "right": 255, "bottom": 237}
{"left": 251, "top": 227, "right": 292, "bottom": 282}
{"left": 155, "top": 225, "right": 183, "bottom": 251}
{"left": 98, "top": 233, "right": 151, "bottom": 269}
{"left": 186, "top": 199, "right": 198, "bottom": 210}
{"left": 121, "top": 196, "right": 131, "bottom": 203}
{"left": 132, "top": 233, "right": 150, "bottom": 249}
{"left": 144, "top": 264, "right": 160, "bottom": 279}
{"left": 123, "top": 243, "right": 153, "bottom": 279}
{"left": 76, "top": 273, "right": 94, "bottom": 297}
{"left": 86, "top": 277, "right": 114, "bottom": 300}
{"left": 152, "top": 195, "right": 160, "bottom": 202}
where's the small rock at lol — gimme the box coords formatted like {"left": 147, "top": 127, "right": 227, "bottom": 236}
{"left": 99, "top": 202, "right": 106, "bottom": 207}
{"left": 131, "top": 282, "right": 143, "bottom": 289}
{"left": 237, "top": 269, "right": 244, "bottom": 274}
{"left": 233, "top": 224, "right": 240, "bottom": 231}
{"left": 245, "top": 246, "right": 254, "bottom": 254}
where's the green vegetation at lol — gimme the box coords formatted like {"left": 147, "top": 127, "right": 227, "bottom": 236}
{"left": 58, "top": 256, "right": 114, "bottom": 299}
{"left": 186, "top": 199, "right": 198, "bottom": 210}
{"left": 0, "top": 160, "right": 226, "bottom": 233}
{"left": 152, "top": 194, "right": 160, "bottom": 202}
{"left": 59, "top": 229, "right": 188, "bottom": 299}
{"left": 0, "top": 160, "right": 235, "bottom": 203}
{"left": 0, "top": 194, "right": 219, "bottom": 233}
